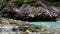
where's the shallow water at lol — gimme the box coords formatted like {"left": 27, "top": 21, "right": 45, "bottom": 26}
{"left": 28, "top": 21, "right": 60, "bottom": 26}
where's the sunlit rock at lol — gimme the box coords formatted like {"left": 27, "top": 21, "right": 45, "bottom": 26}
{"left": 1, "top": 19, "right": 10, "bottom": 24}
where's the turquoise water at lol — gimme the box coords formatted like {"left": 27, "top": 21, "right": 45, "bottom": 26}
{"left": 28, "top": 21, "right": 60, "bottom": 26}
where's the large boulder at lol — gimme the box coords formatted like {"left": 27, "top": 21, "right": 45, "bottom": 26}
{"left": 0, "top": 1, "right": 60, "bottom": 21}
{"left": 13, "top": 3, "right": 60, "bottom": 21}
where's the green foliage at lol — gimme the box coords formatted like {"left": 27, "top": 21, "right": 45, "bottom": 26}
{"left": 23, "top": 0, "right": 34, "bottom": 3}
{"left": 12, "top": 0, "right": 35, "bottom": 4}
{"left": 0, "top": 0, "right": 5, "bottom": 4}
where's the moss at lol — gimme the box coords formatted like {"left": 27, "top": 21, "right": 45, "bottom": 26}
{"left": 21, "top": 32, "right": 29, "bottom": 34}
{"left": 9, "top": 20, "right": 16, "bottom": 24}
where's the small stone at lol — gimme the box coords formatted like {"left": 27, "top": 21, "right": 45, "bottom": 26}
{"left": 26, "top": 30, "right": 32, "bottom": 33}
{"left": 2, "top": 19, "right": 10, "bottom": 24}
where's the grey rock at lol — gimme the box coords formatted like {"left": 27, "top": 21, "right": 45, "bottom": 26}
{"left": 0, "top": 0, "right": 60, "bottom": 21}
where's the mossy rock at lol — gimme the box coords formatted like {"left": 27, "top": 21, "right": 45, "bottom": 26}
{"left": 21, "top": 32, "right": 29, "bottom": 34}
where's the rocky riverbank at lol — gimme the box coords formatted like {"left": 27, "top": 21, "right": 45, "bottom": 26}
{"left": 0, "top": 17, "right": 60, "bottom": 34}
{"left": 1, "top": 23, "right": 60, "bottom": 34}
{"left": 0, "top": 0, "right": 60, "bottom": 34}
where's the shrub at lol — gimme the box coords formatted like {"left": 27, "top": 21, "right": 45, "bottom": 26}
{"left": 0, "top": 0, "right": 5, "bottom": 5}
{"left": 12, "top": 0, "right": 36, "bottom": 4}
